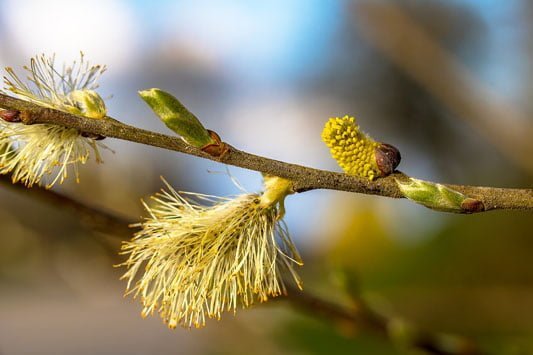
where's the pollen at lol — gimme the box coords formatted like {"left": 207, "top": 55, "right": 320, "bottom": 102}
{"left": 321, "top": 115, "right": 380, "bottom": 180}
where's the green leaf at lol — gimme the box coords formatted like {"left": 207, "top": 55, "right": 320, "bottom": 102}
{"left": 139, "top": 88, "right": 214, "bottom": 147}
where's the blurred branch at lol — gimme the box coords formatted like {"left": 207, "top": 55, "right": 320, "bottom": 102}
{"left": 285, "top": 285, "right": 484, "bottom": 355}
{"left": 352, "top": 2, "right": 533, "bottom": 174}
{"left": 0, "top": 175, "right": 485, "bottom": 355}
{"left": 1, "top": 93, "right": 532, "bottom": 213}
{"left": 0, "top": 174, "right": 132, "bottom": 239}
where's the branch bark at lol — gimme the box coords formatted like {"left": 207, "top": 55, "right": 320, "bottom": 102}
{"left": 0, "top": 174, "right": 132, "bottom": 238}
{"left": 1, "top": 92, "right": 532, "bottom": 213}
{"left": 285, "top": 285, "right": 484, "bottom": 355}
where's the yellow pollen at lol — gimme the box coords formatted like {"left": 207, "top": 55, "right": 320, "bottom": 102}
{"left": 321, "top": 115, "right": 380, "bottom": 180}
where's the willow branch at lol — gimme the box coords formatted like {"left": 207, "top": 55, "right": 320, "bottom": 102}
{"left": 285, "top": 285, "right": 484, "bottom": 355}
{"left": 1, "top": 93, "right": 532, "bottom": 213}
{"left": 0, "top": 174, "right": 132, "bottom": 238}
{"left": 0, "top": 176, "right": 485, "bottom": 355}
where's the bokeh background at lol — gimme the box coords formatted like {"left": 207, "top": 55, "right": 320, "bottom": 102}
{"left": 1, "top": 1, "right": 532, "bottom": 354}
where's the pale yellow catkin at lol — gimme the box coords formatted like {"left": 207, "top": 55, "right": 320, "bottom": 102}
{"left": 119, "top": 177, "right": 303, "bottom": 329}
{"left": 0, "top": 53, "right": 107, "bottom": 187}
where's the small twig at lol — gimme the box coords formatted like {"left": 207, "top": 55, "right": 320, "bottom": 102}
{"left": 285, "top": 285, "right": 484, "bottom": 355}
{"left": 0, "top": 174, "right": 132, "bottom": 238}
{"left": 284, "top": 284, "right": 388, "bottom": 336}
{"left": 1, "top": 93, "right": 531, "bottom": 213}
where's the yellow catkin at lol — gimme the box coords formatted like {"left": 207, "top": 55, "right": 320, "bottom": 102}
{"left": 321, "top": 115, "right": 380, "bottom": 180}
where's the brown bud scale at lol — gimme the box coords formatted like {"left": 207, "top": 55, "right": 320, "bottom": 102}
{"left": 375, "top": 143, "right": 401, "bottom": 176}
{"left": 207, "top": 129, "right": 222, "bottom": 144}
{"left": 461, "top": 198, "right": 485, "bottom": 213}
{"left": 80, "top": 131, "right": 106, "bottom": 140}
{"left": 0, "top": 109, "right": 21, "bottom": 122}
{"left": 201, "top": 142, "right": 229, "bottom": 158}
{"left": 200, "top": 129, "right": 229, "bottom": 158}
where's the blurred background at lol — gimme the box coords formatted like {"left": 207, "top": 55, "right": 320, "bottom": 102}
{"left": 1, "top": 0, "right": 532, "bottom": 354}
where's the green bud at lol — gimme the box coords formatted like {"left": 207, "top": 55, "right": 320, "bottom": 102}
{"left": 396, "top": 178, "right": 483, "bottom": 213}
{"left": 67, "top": 90, "right": 107, "bottom": 119}
{"left": 139, "top": 88, "right": 214, "bottom": 148}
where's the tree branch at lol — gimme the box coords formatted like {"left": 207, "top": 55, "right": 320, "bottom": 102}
{"left": 1, "top": 92, "right": 532, "bottom": 213}
{"left": 0, "top": 174, "right": 133, "bottom": 238}
{"left": 285, "top": 285, "right": 484, "bottom": 355}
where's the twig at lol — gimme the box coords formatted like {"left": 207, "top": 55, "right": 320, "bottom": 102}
{"left": 1, "top": 92, "right": 532, "bottom": 213}
{"left": 0, "top": 176, "right": 485, "bottom": 354}
{"left": 285, "top": 285, "right": 484, "bottom": 355}
{"left": 0, "top": 174, "right": 132, "bottom": 238}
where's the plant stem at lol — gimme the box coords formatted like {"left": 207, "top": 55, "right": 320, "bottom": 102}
{"left": 1, "top": 93, "right": 532, "bottom": 213}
